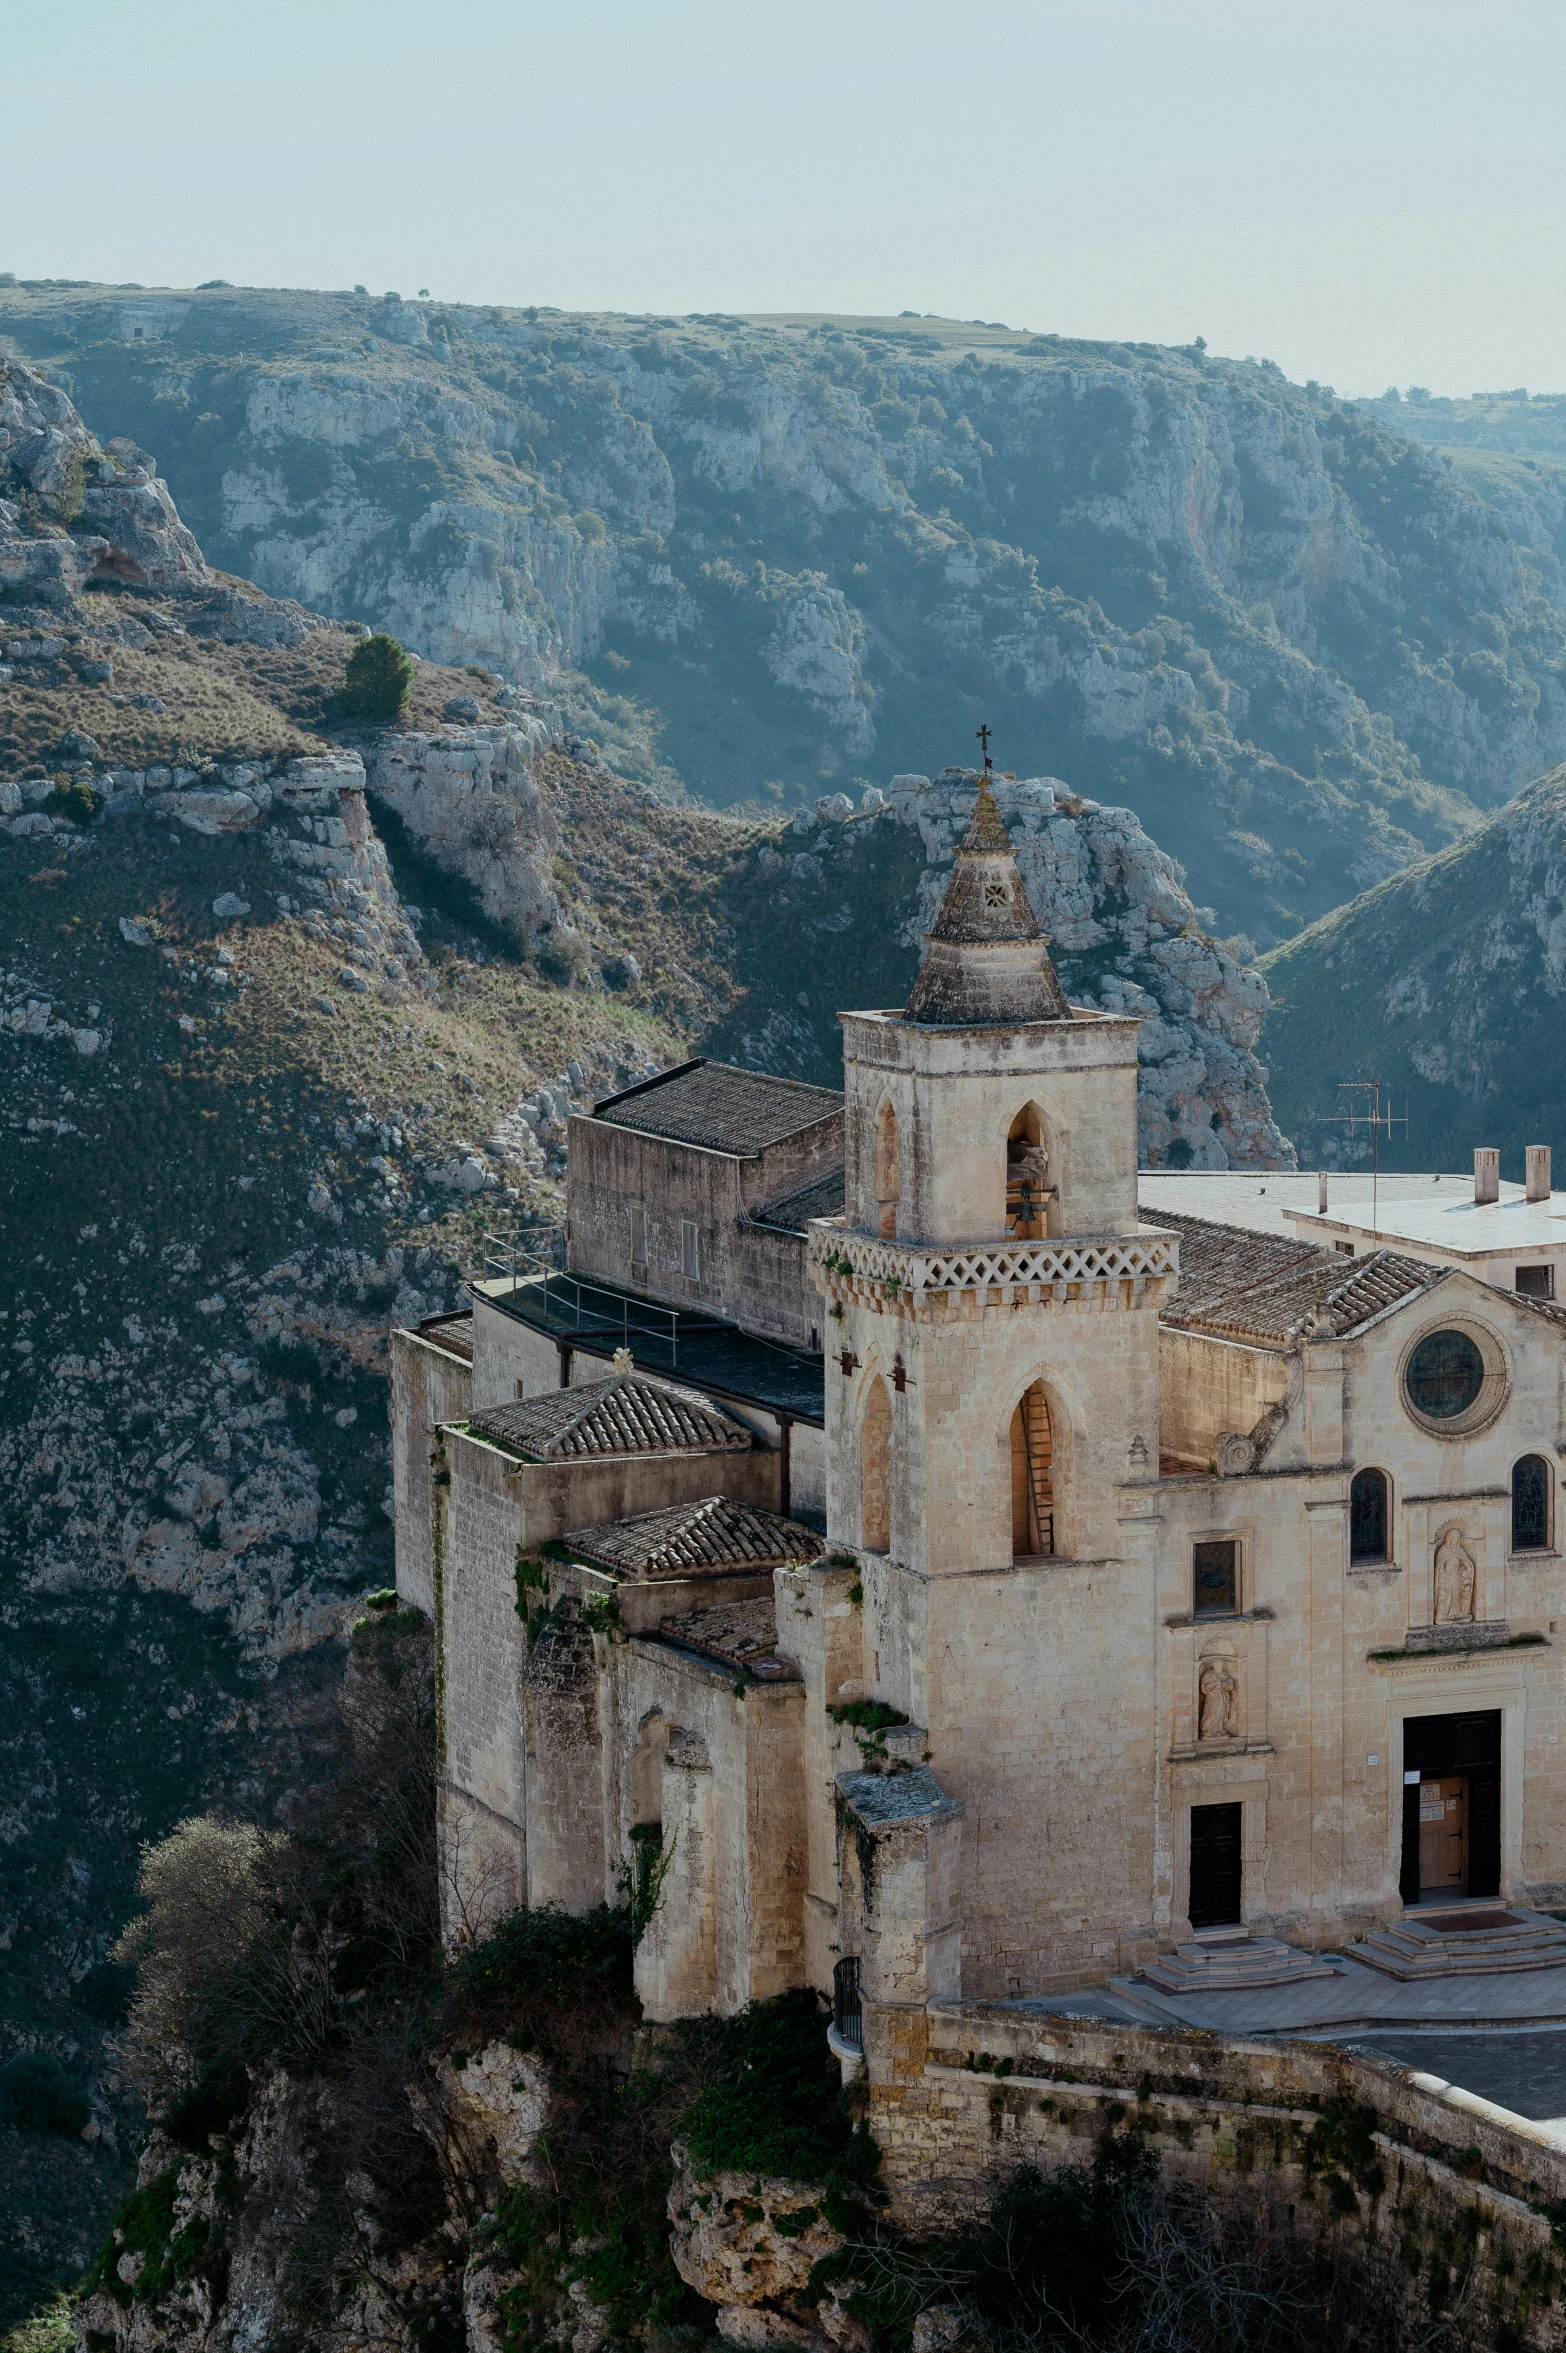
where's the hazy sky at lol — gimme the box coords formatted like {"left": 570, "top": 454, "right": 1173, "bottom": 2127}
{"left": 6, "top": 0, "right": 1564, "bottom": 396}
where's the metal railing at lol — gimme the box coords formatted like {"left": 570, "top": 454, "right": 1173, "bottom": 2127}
{"left": 833, "top": 1954, "right": 862, "bottom": 2052}
{"left": 477, "top": 1233, "right": 685, "bottom": 1369}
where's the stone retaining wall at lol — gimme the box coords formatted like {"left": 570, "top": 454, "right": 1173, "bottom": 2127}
{"left": 866, "top": 2002, "right": 1566, "bottom": 2346}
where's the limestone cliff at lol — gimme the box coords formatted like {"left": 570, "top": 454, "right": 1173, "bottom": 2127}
{"left": 1259, "top": 762, "right": 1566, "bottom": 1174}
{"left": 13, "top": 286, "right": 1566, "bottom": 947}
{"left": 710, "top": 770, "right": 1292, "bottom": 1169}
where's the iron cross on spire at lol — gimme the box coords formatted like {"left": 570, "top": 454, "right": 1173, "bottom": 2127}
{"left": 976, "top": 721, "right": 994, "bottom": 773}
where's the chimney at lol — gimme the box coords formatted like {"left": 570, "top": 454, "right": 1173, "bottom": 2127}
{"left": 1475, "top": 1148, "right": 1500, "bottom": 1206}
{"left": 1318, "top": 1170, "right": 1328, "bottom": 1214}
{"left": 1527, "top": 1144, "right": 1552, "bottom": 1203}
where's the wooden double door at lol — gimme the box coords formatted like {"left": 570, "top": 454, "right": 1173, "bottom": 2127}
{"left": 1399, "top": 1711, "right": 1501, "bottom": 1905}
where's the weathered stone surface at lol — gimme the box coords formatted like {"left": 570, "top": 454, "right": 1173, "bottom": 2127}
{"left": 667, "top": 2149, "right": 845, "bottom": 2309}
{"left": 446, "top": 2040, "right": 550, "bottom": 2183}
{"left": 364, "top": 719, "right": 562, "bottom": 937}
{"left": 0, "top": 357, "right": 209, "bottom": 593}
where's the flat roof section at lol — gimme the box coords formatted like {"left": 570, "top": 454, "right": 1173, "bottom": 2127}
{"left": 473, "top": 1272, "right": 827, "bottom": 1426}
{"left": 592, "top": 1058, "right": 843, "bottom": 1156}
{"left": 1288, "top": 1191, "right": 1566, "bottom": 1261}
{"left": 1138, "top": 1171, "right": 1487, "bottom": 1242}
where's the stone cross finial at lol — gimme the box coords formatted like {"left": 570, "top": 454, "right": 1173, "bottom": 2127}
{"left": 612, "top": 1346, "right": 635, "bottom": 1374}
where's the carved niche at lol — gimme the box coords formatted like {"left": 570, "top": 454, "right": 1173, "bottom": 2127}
{"left": 1196, "top": 1646, "right": 1241, "bottom": 1745}
{"left": 1432, "top": 1525, "right": 1478, "bottom": 1625}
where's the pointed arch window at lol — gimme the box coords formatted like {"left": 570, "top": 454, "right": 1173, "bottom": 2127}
{"left": 1010, "top": 1382, "right": 1054, "bottom": 1557}
{"left": 1513, "top": 1454, "right": 1551, "bottom": 1553}
{"left": 874, "top": 1101, "right": 900, "bottom": 1240}
{"left": 1006, "top": 1106, "right": 1052, "bottom": 1239}
{"left": 861, "top": 1378, "right": 892, "bottom": 1552}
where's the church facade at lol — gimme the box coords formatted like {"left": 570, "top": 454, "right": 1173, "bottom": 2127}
{"left": 392, "top": 771, "right": 1566, "bottom": 2049}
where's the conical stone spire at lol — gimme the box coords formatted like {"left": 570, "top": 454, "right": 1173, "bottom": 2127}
{"left": 903, "top": 775, "right": 1071, "bottom": 1025}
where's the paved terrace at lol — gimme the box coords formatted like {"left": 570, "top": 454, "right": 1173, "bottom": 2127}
{"left": 1001, "top": 1908, "right": 1566, "bottom": 2140}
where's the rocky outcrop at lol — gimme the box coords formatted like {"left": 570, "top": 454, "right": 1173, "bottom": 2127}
{"left": 1259, "top": 761, "right": 1566, "bottom": 1172}
{"left": 716, "top": 770, "right": 1293, "bottom": 1169}
{"left": 1, "top": 358, "right": 209, "bottom": 598}
{"left": 666, "top": 2149, "right": 863, "bottom": 2350}
{"left": 363, "top": 716, "right": 566, "bottom": 939}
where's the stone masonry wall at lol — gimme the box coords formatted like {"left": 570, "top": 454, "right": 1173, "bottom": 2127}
{"left": 869, "top": 2006, "right": 1566, "bottom": 2344}
{"left": 391, "top": 1326, "right": 472, "bottom": 1615}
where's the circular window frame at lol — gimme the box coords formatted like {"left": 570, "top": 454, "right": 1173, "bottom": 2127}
{"left": 1397, "top": 1315, "right": 1510, "bottom": 1439}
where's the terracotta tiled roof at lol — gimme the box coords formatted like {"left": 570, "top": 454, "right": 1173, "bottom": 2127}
{"left": 564, "top": 1495, "right": 824, "bottom": 1580}
{"left": 594, "top": 1059, "right": 843, "bottom": 1154}
{"left": 659, "top": 1594, "right": 799, "bottom": 1680}
{"left": 416, "top": 1311, "right": 474, "bottom": 1362}
{"left": 469, "top": 1373, "right": 753, "bottom": 1460}
{"left": 1156, "top": 1211, "right": 1442, "bottom": 1346}
{"left": 753, "top": 1166, "right": 846, "bottom": 1233}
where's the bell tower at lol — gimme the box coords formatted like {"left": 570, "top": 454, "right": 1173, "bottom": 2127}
{"left": 810, "top": 761, "right": 1179, "bottom": 1993}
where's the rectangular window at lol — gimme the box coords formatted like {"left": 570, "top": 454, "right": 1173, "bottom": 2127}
{"left": 630, "top": 1205, "right": 648, "bottom": 1266}
{"left": 1193, "top": 1538, "right": 1239, "bottom": 1617}
{"left": 1335, "top": 1241, "right": 1356, "bottom": 1258}
{"left": 681, "top": 1219, "right": 700, "bottom": 1281}
{"left": 1516, "top": 1264, "right": 1555, "bottom": 1299}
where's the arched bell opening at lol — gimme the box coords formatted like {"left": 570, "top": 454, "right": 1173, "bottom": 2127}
{"left": 1010, "top": 1381, "right": 1055, "bottom": 1559}
{"left": 874, "top": 1099, "right": 900, "bottom": 1240}
{"left": 861, "top": 1376, "right": 892, "bottom": 1552}
{"left": 1006, "top": 1105, "right": 1055, "bottom": 1239}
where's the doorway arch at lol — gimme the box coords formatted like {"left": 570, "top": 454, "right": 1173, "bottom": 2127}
{"left": 861, "top": 1376, "right": 892, "bottom": 1551}
{"left": 1010, "top": 1381, "right": 1055, "bottom": 1557}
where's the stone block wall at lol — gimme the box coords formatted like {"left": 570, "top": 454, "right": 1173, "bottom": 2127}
{"left": 391, "top": 1324, "right": 472, "bottom": 1614}
{"left": 617, "top": 1641, "right": 807, "bottom": 2018}
{"left": 867, "top": 2005, "right": 1566, "bottom": 2344}
{"left": 565, "top": 1103, "right": 842, "bottom": 1345}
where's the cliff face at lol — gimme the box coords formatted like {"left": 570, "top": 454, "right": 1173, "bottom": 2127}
{"left": 712, "top": 770, "right": 1292, "bottom": 1169}
{"left": 1258, "top": 763, "right": 1566, "bottom": 1174}
{"left": 11, "top": 286, "right": 1566, "bottom": 947}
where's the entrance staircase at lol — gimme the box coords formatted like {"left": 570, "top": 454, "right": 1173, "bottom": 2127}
{"left": 1137, "top": 1928, "right": 1343, "bottom": 1995}
{"left": 1346, "top": 1907, "right": 1566, "bottom": 1980}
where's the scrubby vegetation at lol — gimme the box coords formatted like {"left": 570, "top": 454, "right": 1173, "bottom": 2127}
{"left": 819, "top": 2135, "right": 1446, "bottom": 2352}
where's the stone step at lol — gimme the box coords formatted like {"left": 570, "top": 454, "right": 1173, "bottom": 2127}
{"left": 1347, "top": 1907, "right": 1566, "bottom": 1980}
{"left": 1139, "top": 1935, "right": 1343, "bottom": 1994}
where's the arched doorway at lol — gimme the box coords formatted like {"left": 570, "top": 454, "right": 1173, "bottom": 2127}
{"left": 874, "top": 1101, "right": 900, "bottom": 1239}
{"left": 861, "top": 1377, "right": 892, "bottom": 1551}
{"left": 1010, "top": 1382, "right": 1054, "bottom": 1557}
{"left": 1006, "top": 1106, "right": 1052, "bottom": 1238}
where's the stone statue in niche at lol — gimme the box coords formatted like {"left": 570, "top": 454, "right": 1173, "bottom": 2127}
{"left": 1197, "top": 1657, "right": 1239, "bottom": 1743}
{"left": 1433, "top": 1527, "right": 1477, "bottom": 1624}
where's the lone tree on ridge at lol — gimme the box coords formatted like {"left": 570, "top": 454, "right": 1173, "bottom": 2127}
{"left": 343, "top": 631, "right": 413, "bottom": 720}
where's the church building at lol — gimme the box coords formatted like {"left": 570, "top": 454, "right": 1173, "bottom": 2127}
{"left": 392, "top": 768, "right": 1566, "bottom": 2054}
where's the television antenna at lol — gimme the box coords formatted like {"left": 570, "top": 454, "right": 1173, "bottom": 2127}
{"left": 1315, "top": 1080, "right": 1408, "bottom": 1236}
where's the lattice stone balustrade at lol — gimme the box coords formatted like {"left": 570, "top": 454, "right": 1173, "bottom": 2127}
{"left": 809, "top": 1224, "right": 1180, "bottom": 1309}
